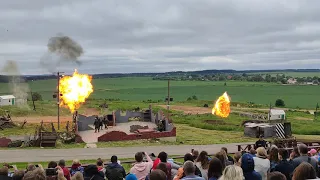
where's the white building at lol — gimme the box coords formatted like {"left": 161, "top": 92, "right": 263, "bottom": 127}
{"left": 0, "top": 95, "right": 16, "bottom": 106}
{"left": 268, "top": 109, "right": 286, "bottom": 120}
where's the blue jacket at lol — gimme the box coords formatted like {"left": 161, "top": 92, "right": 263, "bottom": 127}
{"left": 241, "top": 153, "right": 262, "bottom": 180}
{"left": 182, "top": 175, "right": 205, "bottom": 180}
{"left": 274, "top": 160, "right": 294, "bottom": 180}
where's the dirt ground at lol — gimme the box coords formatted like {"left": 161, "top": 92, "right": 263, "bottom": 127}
{"left": 158, "top": 105, "right": 211, "bottom": 114}
{"left": 11, "top": 108, "right": 100, "bottom": 123}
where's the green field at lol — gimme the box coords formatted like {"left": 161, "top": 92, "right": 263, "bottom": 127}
{"left": 249, "top": 71, "right": 320, "bottom": 78}
{"left": 0, "top": 77, "right": 319, "bottom": 109}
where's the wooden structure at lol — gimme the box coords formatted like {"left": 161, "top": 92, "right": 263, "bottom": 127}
{"left": 39, "top": 132, "right": 57, "bottom": 147}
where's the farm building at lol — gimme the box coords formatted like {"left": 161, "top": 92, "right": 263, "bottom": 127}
{"left": 268, "top": 109, "right": 285, "bottom": 120}
{"left": 0, "top": 95, "right": 15, "bottom": 106}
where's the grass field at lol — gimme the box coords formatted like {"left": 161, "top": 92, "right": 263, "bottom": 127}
{"left": 249, "top": 71, "right": 320, "bottom": 78}
{"left": 1, "top": 77, "right": 320, "bottom": 109}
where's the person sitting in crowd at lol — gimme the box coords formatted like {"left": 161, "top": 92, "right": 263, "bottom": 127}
{"left": 219, "top": 165, "right": 244, "bottom": 180}
{"left": 233, "top": 152, "right": 242, "bottom": 167}
{"left": 255, "top": 136, "right": 267, "bottom": 149}
{"left": 48, "top": 161, "right": 58, "bottom": 168}
{"left": 130, "top": 152, "right": 153, "bottom": 180}
{"left": 195, "top": 151, "right": 209, "bottom": 180}
{"left": 0, "top": 167, "right": 12, "bottom": 180}
{"left": 250, "top": 149, "right": 257, "bottom": 157}
{"left": 292, "top": 144, "right": 318, "bottom": 173}
{"left": 308, "top": 149, "right": 319, "bottom": 162}
{"left": 290, "top": 147, "right": 300, "bottom": 160}
{"left": 221, "top": 147, "right": 234, "bottom": 164}
{"left": 207, "top": 157, "right": 223, "bottom": 180}
{"left": 96, "top": 159, "right": 104, "bottom": 173}
{"left": 126, "top": 173, "right": 138, "bottom": 180}
{"left": 181, "top": 161, "right": 204, "bottom": 180}
{"left": 149, "top": 169, "right": 166, "bottom": 180}
{"left": 146, "top": 163, "right": 168, "bottom": 180}
{"left": 292, "top": 162, "right": 317, "bottom": 180}
{"left": 192, "top": 150, "right": 199, "bottom": 161}
{"left": 71, "top": 172, "right": 84, "bottom": 180}
{"left": 174, "top": 153, "right": 202, "bottom": 180}
{"left": 241, "top": 153, "right": 262, "bottom": 180}
{"left": 83, "top": 164, "right": 104, "bottom": 180}
{"left": 12, "top": 170, "right": 24, "bottom": 180}
{"left": 274, "top": 148, "right": 294, "bottom": 180}
{"left": 23, "top": 168, "right": 46, "bottom": 180}
{"left": 215, "top": 152, "right": 227, "bottom": 170}
{"left": 59, "top": 159, "right": 71, "bottom": 180}
{"left": 70, "top": 159, "right": 84, "bottom": 176}
{"left": 267, "top": 172, "right": 287, "bottom": 180}
{"left": 269, "top": 146, "right": 279, "bottom": 172}
{"left": 152, "top": 152, "right": 172, "bottom": 180}
{"left": 105, "top": 155, "right": 126, "bottom": 180}
{"left": 254, "top": 147, "right": 270, "bottom": 180}
{"left": 3, "top": 163, "right": 17, "bottom": 177}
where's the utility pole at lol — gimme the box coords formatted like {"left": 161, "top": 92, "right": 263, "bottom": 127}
{"left": 167, "top": 79, "right": 170, "bottom": 121}
{"left": 57, "top": 72, "right": 64, "bottom": 130}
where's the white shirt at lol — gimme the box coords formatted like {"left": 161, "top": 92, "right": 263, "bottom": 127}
{"left": 253, "top": 157, "right": 270, "bottom": 180}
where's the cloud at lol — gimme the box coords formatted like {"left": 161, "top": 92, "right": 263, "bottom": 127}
{"left": 0, "top": 0, "right": 320, "bottom": 75}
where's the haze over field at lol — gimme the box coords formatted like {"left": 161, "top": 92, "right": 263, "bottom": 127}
{"left": 1, "top": 0, "right": 320, "bottom": 75}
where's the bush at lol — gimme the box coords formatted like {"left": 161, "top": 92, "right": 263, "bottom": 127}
{"left": 31, "top": 92, "right": 42, "bottom": 101}
{"left": 275, "top": 99, "right": 285, "bottom": 107}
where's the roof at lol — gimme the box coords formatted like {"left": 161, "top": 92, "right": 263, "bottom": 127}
{"left": 269, "top": 109, "right": 285, "bottom": 115}
{"left": 244, "top": 123, "right": 274, "bottom": 128}
{"left": 0, "top": 95, "right": 15, "bottom": 99}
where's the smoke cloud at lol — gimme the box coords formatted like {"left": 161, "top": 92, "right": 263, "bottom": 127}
{"left": 40, "top": 34, "right": 84, "bottom": 73}
{"left": 1, "top": 60, "right": 30, "bottom": 107}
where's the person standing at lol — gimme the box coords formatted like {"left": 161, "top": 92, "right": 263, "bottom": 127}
{"left": 255, "top": 136, "right": 267, "bottom": 149}
{"left": 94, "top": 117, "right": 100, "bottom": 133}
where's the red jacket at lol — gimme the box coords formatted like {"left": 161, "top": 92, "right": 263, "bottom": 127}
{"left": 61, "top": 166, "right": 71, "bottom": 180}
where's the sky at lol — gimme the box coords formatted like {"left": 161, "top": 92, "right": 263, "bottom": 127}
{"left": 1, "top": 0, "right": 320, "bottom": 75}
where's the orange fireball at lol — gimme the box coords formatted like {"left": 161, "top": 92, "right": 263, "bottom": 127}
{"left": 59, "top": 69, "right": 93, "bottom": 113}
{"left": 212, "top": 92, "right": 231, "bottom": 118}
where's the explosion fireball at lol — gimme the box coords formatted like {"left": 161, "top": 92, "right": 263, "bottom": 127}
{"left": 212, "top": 92, "right": 231, "bottom": 118}
{"left": 59, "top": 69, "right": 93, "bottom": 113}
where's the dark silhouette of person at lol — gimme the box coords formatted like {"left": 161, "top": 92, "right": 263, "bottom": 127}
{"left": 94, "top": 117, "right": 100, "bottom": 133}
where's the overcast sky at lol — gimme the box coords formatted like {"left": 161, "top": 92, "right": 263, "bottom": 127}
{"left": 1, "top": 0, "right": 320, "bottom": 75}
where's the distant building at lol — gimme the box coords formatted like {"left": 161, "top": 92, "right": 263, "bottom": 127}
{"left": 287, "top": 78, "right": 297, "bottom": 84}
{"left": 0, "top": 95, "right": 15, "bottom": 106}
{"left": 268, "top": 109, "right": 286, "bottom": 120}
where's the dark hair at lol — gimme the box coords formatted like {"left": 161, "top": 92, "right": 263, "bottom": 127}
{"left": 196, "top": 151, "right": 209, "bottom": 169}
{"left": 149, "top": 169, "right": 167, "bottom": 180}
{"left": 278, "top": 148, "right": 289, "bottom": 160}
{"left": 215, "top": 152, "right": 226, "bottom": 170}
{"left": 135, "top": 152, "right": 144, "bottom": 162}
{"left": 12, "top": 170, "right": 25, "bottom": 180}
{"left": 298, "top": 144, "right": 308, "bottom": 155}
{"left": 250, "top": 148, "right": 257, "bottom": 155}
{"left": 292, "top": 162, "right": 316, "bottom": 180}
{"left": 208, "top": 157, "right": 223, "bottom": 179}
{"left": 158, "top": 152, "right": 168, "bottom": 163}
{"left": 233, "top": 152, "right": 242, "bottom": 163}
{"left": 184, "top": 153, "right": 194, "bottom": 162}
{"left": 48, "top": 161, "right": 57, "bottom": 168}
{"left": 267, "top": 172, "right": 286, "bottom": 180}
{"left": 0, "top": 167, "right": 8, "bottom": 176}
{"left": 293, "top": 147, "right": 300, "bottom": 158}
{"left": 156, "top": 162, "right": 168, "bottom": 174}
{"left": 269, "top": 147, "right": 279, "bottom": 163}
{"left": 58, "top": 160, "right": 65, "bottom": 167}
{"left": 221, "top": 147, "right": 228, "bottom": 154}
{"left": 111, "top": 155, "right": 118, "bottom": 163}
{"left": 97, "top": 160, "right": 103, "bottom": 166}
{"left": 192, "top": 150, "right": 199, "bottom": 160}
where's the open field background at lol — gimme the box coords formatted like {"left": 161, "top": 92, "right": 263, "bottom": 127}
{"left": 249, "top": 71, "right": 320, "bottom": 77}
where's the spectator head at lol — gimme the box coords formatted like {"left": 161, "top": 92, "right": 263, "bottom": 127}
{"left": 192, "top": 150, "right": 199, "bottom": 160}
{"left": 48, "top": 161, "right": 58, "bottom": 168}
{"left": 71, "top": 172, "right": 84, "bottom": 180}
{"left": 208, "top": 157, "right": 223, "bottom": 179}
{"left": 111, "top": 155, "right": 118, "bottom": 163}
{"left": 233, "top": 152, "right": 242, "bottom": 164}
{"left": 219, "top": 165, "right": 243, "bottom": 180}
{"left": 278, "top": 148, "right": 289, "bottom": 160}
{"left": 156, "top": 162, "right": 168, "bottom": 174}
{"left": 298, "top": 144, "right": 308, "bottom": 155}
{"left": 249, "top": 148, "right": 257, "bottom": 155}
{"left": 267, "top": 172, "right": 287, "bottom": 180}
{"left": 215, "top": 152, "right": 226, "bottom": 169}
{"left": 126, "top": 173, "right": 138, "bottom": 180}
{"left": 84, "top": 165, "right": 99, "bottom": 176}
{"left": 3, "top": 163, "right": 11, "bottom": 169}
{"left": 308, "top": 149, "right": 317, "bottom": 156}
{"left": 0, "top": 167, "right": 8, "bottom": 175}
{"left": 73, "top": 159, "right": 81, "bottom": 165}
{"left": 135, "top": 152, "right": 144, "bottom": 163}
{"left": 149, "top": 169, "right": 166, "bottom": 180}
{"left": 26, "top": 164, "right": 36, "bottom": 172}
{"left": 196, "top": 151, "right": 209, "bottom": 169}
{"left": 259, "top": 135, "right": 264, "bottom": 140}
{"left": 241, "top": 153, "right": 255, "bottom": 173}
{"left": 97, "top": 160, "right": 103, "bottom": 166}
{"left": 58, "top": 159, "right": 66, "bottom": 167}
{"left": 158, "top": 151, "right": 168, "bottom": 162}
{"left": 184, "top": 153, "right": 194, "bottom": 162}
{"left": 292, "top": 162, "right": 316, "bottom": 180}
{"left": 23, "top": 168, "right": 46, "bottom": 180}
{"left": 269, "top": 146, "right": 279, "bottom": 163}
{"left": 221, "top": 147, "right": 228, "bottom": 154}
{"left": 12, "top": 170, "right": 25, "bottom": 180}
{"left": 256, "top": 147, "right": 268, "bottom": 158}
{"left": 183, "top": 161, "right": 195, "bottom": 176}
{"left": 293, "top": 147, "right": 300, "bottom": 158}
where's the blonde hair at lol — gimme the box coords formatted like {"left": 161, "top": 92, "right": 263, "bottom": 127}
{"left": 71, "top": 172, "right": 84, "bottom": 180}
{"left": 256, "top": 147, "right": 267, "bottom": 158}
{"left": 219, "top": 165, "right": 243, "bottom": 180}
{"left": 73, "top": 159, "right": 80, "bottom": 164}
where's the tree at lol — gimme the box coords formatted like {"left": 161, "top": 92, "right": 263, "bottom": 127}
{"left": 265, "top": 74, "right": 271, "bottom": 82}
{"left": 275, "top": 99, "right": 285, "bottom": 107}
{"left": 32, "top": 92, "right": 42, "bottom": 101}
{"left": 192, "top": 95, "right": 198, "bottom": 100}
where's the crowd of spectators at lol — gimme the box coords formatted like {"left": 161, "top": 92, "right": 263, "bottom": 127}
{"left": 2, "top": 140, "right": 320, "bottom": 180}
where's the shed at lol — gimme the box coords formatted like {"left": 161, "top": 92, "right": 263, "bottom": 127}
{"left": 268, "top": 109, "right": 285, "bottom": 120}
{"left": 0, "top": 95, "right": 15, "bottom": 106}
{"left": 244, "top": 123, "right": 276, "bottom": 138}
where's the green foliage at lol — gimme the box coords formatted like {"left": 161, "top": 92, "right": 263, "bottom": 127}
{"left": 275, "top": 99, "right": 285, "bottom": 107}
{"left": 31, "top": 92, "right": 42, "bottom": 101}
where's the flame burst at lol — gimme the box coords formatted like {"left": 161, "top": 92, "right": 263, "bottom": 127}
{"left": 212, "top": 92, "right": 231, "bottom": 118}
{"left": 59, "top": 69, "right": 93, "bottom": 113}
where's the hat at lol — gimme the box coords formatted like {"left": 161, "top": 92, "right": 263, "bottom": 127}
{"left": 126, "top": 174, "right": 138, "bottom": 180}
{"left": 308, "top": 149, "right": 317, "bottom": 155}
